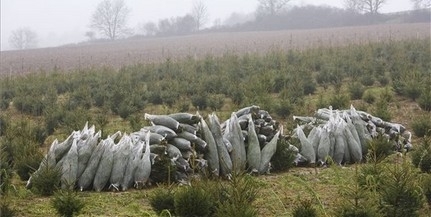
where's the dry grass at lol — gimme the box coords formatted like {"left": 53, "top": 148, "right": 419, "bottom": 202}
{"left": 7, "top": 163, "right": 429, "bottom": 216}
{"left": 1, "top": 23, "right": 429, "bottom": 76}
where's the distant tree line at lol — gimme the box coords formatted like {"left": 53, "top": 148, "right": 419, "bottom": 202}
{"left": 411, "top": 0, "right": 431, "bottom": 9}
{"left": 135, "top": 1, "right": 208, "bottom": 37}
{"left": 133, "top": 0, "right": 430, "bottom": 38}
{"left": 140, "top": 14, "right": 198, "bottom": 37}
{"left": 216, "top": 5, "right": 431, "bottom": 32}
{"left": 8, "top": 0, "right": 431, "bottom": 49}
{"left": 87, "top": 0, "right": 208, "bottom": 40}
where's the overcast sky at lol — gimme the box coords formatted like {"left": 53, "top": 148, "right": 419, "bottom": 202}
{"left": 1, "top": 0, "right": 413, "bottom": 51}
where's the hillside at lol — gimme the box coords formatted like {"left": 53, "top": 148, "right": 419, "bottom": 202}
{"left": 1, "top": 23, "right": 430, "bottom": 216}
{"left": 0, "top": 23, "right": 429, "bottom": 76}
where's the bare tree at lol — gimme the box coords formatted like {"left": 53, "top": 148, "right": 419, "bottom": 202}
{"left": 192, "top": 0, "right": 209, "bottom": 31}
{"left": 344, "top": 0, "right": 363, "bottom": 12}
{"left": 411, "top": 0, "right": 431, "bottom": 9}
{"left": 8, "top": 28, "right": 38, "bottom": 50}
{"left": 90, "top": 0, "right": 131, "bottom": 40}
{"left": 362, "top": 0, "right": 386, "bottom": 14}
{"left": 344, "top": 0, "right": 386, "bottom": 14}
{"left": 257, "top": 0, "right": 291, "bottom": 16}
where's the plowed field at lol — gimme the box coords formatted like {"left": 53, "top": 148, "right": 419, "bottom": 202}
{"left": 1, "top": 23, "right": 429, "bottom": 75}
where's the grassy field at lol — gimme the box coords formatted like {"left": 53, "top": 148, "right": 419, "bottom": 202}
{"left": 0, "top": 23, "right": 429, "bottom": 76}
{"left": 5, "top": 161, "right": 431, "bottom": 216}
{"left": 1, "top": 23, "right": 431, "bottom": 216}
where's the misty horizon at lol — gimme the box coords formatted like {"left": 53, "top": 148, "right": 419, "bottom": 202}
{"left": 1, "top": 0, "right": 417, "bottom": 51}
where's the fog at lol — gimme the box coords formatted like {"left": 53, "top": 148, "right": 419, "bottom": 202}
{"left": 1, "top": 0, "right": 413, "bottom": 51}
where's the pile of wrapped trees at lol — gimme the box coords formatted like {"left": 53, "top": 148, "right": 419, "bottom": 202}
{"left": 27, "top": 104, "right": 413, "bottom": 191}
{"left": 292, "top": 105, "right": 412, "bottom": 165}
{"left": 27, "top": 105, "right": 287, "bottom": 192}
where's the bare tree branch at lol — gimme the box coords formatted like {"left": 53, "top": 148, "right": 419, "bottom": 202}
{"left": 90, "top": 0, "right": 131, "bottom": 40}
{"left": 192, "top": 0, "right": 209, "bottom": 31}
{"left": 8, "top": 28, "right": 38, "bottom": 50}
{"left": 411, "top": 0, "right": 431, "bottom": 9}
{"left": 257, "top": 0, "right": 291, "bottom": 16}
{"left": 344, "top": 0, "right": 363, "bottom": 13}
{"left": 343, "top": 0, "right": 386, "bottom": 14}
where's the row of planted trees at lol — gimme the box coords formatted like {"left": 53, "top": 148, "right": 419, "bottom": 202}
{"left": 1, "top": 37, "right": 430, "bottom": 187}
{"left": 1, "top": 39, "right": 430, "bottom": 117}
{"left": 0, "top": 38, "right": 430, "bottom": 216}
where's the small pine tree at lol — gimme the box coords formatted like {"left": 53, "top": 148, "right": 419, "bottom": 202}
{"left": 329, "top": 94, "right": 350, "bottom": 110}
{"left": 411, "top": 137, "right": 431, "bottom": 173}
{"left": 360, "top": 75, "right": 375, "bottom": 87}
{"left": 271, "top": 137, "right": 296, "bottom": 172}
{"left": 14, "top": 150, "right": 44, "bottom": 181}
{"left": 274, "top": 99, "right": 293, "bottom": 118}
{"left": 411, "top": 115, "right": 431, "bottom": 138}
{"left": 128, "top": 114, "right": 142, "bottom": 132}
{"left": 31, "top": 161, "right": 61, "bottom": 196}
{"left": 174, "top": 185, "right": 215, "bottom": 217}
{"left": 418, "top": 85, "right": 431, "bottom": 111}
{"left": 357, "top": 163, "right": 385, "bottom": 191}
{"left": 0, "top": 141, "right": 13, "bottom": 195}
{"left": 0, "top": 201, "right": 15, "bottom": 217}
{"left": 373, "top": 99, "right": 391, "bottom": 122}
{"left": 421, "top": 174, "right": 431, "bottom": 207}
{"left": 149, "top": 187, "right": 176, "bottom": 215}
{"left": 367, "top": 133, "right": 395, "bottom": 164}
{"left": 349, "top": 82, "right": 365, "bottom": 100}
{"left": 150, "top": 150, "right": 177, "bottom": 184}
{"left": 337, "top": 167, "right": 381, "bottom": 217}
{"left": 357, "top": 134, "right": 393, "bottom": 191}
{"left": 0, "top": 115, "right": 9, "bottom": 136}
{"left": 292, "top": 199, "right": 317, "bottom": 217}
{"left": 378, "top": 159, "right": 424, "bottom": 217}
{"left": 362, "top": 91, "right": 376, "bottom": 104}
{"left": 215, "top": 172, "right": 260, "bottom": 217}
{"left": 51, "top": 189, "right": 84, "bottom": 217}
